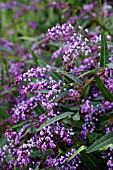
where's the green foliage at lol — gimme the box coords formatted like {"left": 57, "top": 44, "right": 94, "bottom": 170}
{"left": 36, "top": 112, "right": 75, "bottom": 132}
{"left": 87, "top": 132, "right": 113, "bottom": 153}
{"left": 94, "top": 74, "right": 113, "bottom": 102}
{"left": 67, "top": 145, "right": 87, "bottom": 162}
{"left": 81, "top": 152, "right": 101, "bottom": 170}
{"left": 0, "top": 107, "right": 9, "bottom": 120}
{"left": 100, "top": 30, "right": 109, "bottom": 68}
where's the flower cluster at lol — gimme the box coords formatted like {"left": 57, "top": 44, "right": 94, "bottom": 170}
{"left": 80, "top": 100, "right": 98, "bottom": 139}
{"left": 45, "top": 148, "right": 81, "bottom": 169}
{"left": 1, "top": 0, "right": 113, "bottom": 169}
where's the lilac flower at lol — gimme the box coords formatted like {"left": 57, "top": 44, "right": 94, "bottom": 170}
{"left": 45, "top": 148, "right": 81, "bottom": 169}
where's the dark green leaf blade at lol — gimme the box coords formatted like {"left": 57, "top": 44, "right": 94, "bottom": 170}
{"left": 0, "top": 107, "right": 9, "bottom": 120}
{"left": 73, "top": 111, "right": 80, "bottom": 121}
{"left": 67, "top": 145, "right": 86, "bottom": 162}
{"left": 3, "top": 59, "right": 10, "bottom": 78}
{"left": 106, "top": 63, "right": 113, "bottom": 69}
{"left": 86, "top": 132, "right": 113, "bottom": 153}
{"left": 0, "top": 136, "right": 7, "bottom": 147}
{"left": 37, "top": 60, "right": 62, "bottom": 81}
{"left": 31, "top": 51, "right": 39, "bottom": 66}
{"left": 100, "top": 30, "right": 109, "bottom": 67}
{"left": 36, "top": 112, "right": 75, "bottom": 132}
{"left": 81, "top": 152, "right": 100, "bottom": 170}
{"left": 51, "top": 66, "right": 83, "bottom": 86}
{"left": 94, "top": 74, "right": 113, "bottom": 102}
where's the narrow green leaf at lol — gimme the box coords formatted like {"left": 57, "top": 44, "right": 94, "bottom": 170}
{"left": 18, "top": 36, "right": 37, "bottom": 41}
{"left": 51, "top": 66, "right": 83, "bottom": 86}
{"left": 36, "top": 112, "right": 75, "bottom": 132}
{"left": 78, "top": 68, "right": 99, "bottom": 78}
{"left": 12, "top": 120, "right": 30, "bottom": 129}
{"left": 0, "top": 90, "right": 9, "bottom": 96}
{"left": 81, "top": 152, "right": 100, "bottom": 170}
{"left": 56, "top": 89, "right": 69, "bottom": 101}
{"left": 37, "top": 60, "right": 62, "bottom": 81}
{"left": 37, "top": 60, "right": 83, "bottom": 86}
{"left": 100, "top": 144, "right": 113, "bottom": 151}
{"left": 0, "top": 136, "right": 7, "bottom": 147}
{"left": 0, "top": 107, "right": 9, "bottom": 120}
{"left": 106, "top": 63, "right": 113, "bottom": 69}
{"left": 34, "top": 103, "right": 45, "bottom": 115}
{"left": 107, "top": 41, "right": 113, "bottom": 47}
{"left": 37, "top": 60, "right": 47, "bottom": 67}
{"left": 69, "top": 106, "right": 80, "bottom": 111}
{"left": 1, "top": 69, "right": 4, "bottom": 86}
{"left": 87, "top": 132, "right": 102, "bottom": 143}
{"left": 83, "top": 84, "right": 90, "bottom": 99}
{"left": 7, "top": 56, "right": 21, "bottom": 61}
{"left": 94, "top": 74, "right": 113, "bottom": 102}
{"left": 49, "top": 71, "right": 62, "bottom": 81}
{"left": 34, "top": 165, "right": 39, "bottom": 170}
{"left": 49, "top": 42, "right": 65, "bottom": 47}
{"left": 35, "top": 90, "right": 50, "bottom": 94}
{"left": 3, "top": 59, "right": 10, "bottom": 78}
{"left": 31, "top": 51, "right": 39, "bottom": 66}
{"left": 5, "top": 155, "right": 12, "bottom": 163}
{"left": 67, "top": 145, "right": 87, "bottom": 162}
{"left": 73, "top": 111, "right": 80, "bottom": 121}
{"left": 100, "top": 30, "right": 109, "bottom": 67}
{"left": 86, "top": 131, "right": 113, "bottom": 153}
{"left": 66, "top": 73, "right": 83, "bottom": 86}
{"left": 0, "top": 46, "right": 15, "bottom": 55}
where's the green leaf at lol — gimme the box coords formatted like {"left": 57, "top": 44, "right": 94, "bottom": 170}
{"left": 7, "top": 56, "right": 21, "bottom": 61}
{"left": 0, "top": 136, "right": 7, "bottom": 147}
{"left": 36, "top": 112, "right": 75, "bottom": 132}
{"left": 106, "top": 63, "right": 113, "bottom": 69}
{"left": 78, "top": 68, "right": 99, "bottom": 78}
{"left": 51, "top": 66, "right": 83, "bottom": 86}
{"left": 107, "top": 41, "right": 113, "bottom": 47}
{"left": 5, "top": 155, "right": 12, "bottom": 163}
{"left": 3, "top": 59, "right": 10, "bottom": 78}
{"left": 35, "top": 90, "right": 50, "bottom": 94}
{"left": 34, "top": 103, "right": 45, "bottom": 115}
{"left": 12, "top": 120, "right": 30, "bottom": 129}
{"left": 69, "top": 106, "right": 80, "bottom": 111}
{"left": 49, "top": 71, "right": 62, "bottom": 81}
{"left": 73, "top": 111, "right": 80, "bottom": 121}
{"left": 37, "top": 60, "right": 47, "bottom": 67}
{"left": 0, "top": 107, "right": 9, "bottom": 120}
{"left": 37, "top": 60, "right": 83, "bottom": 86}
{"left": 100, "top": 30, "right": 109, "bottom": 67}
{"left": 87, "top": 132, "right": 102, "bottom": 143}
{"left": 34, "top": 166, "right": 39, "bottom": 170}
{"left": 81, "top": 152, "right": 100, "bottom": 170}
{"left": 67, "top": 145, "right": 86, "bottom": 162}
{"left": 66, "top": 73, "right": 83, "bottom": 86}
{"left": 31, "top": 51, "right": 39, "bottom": 66}
{"left": 0, "top": 46, "right": 15, "bottom": 55}
{"left": 49, "top": 42, "right": 65, "bottom": 47}
{"left": 0, "top": 90, "right": 9, "bottom": 96}
{"left": 94, "top": 74, "right": 113, "bottom": 102}
{"left": 18, "top": 36, "right": 37, "bottom": 41}
{"left": 37, "top": 60, "right": 62, "bottom": 81}
{"left": 100, "top": 144, "right": 113, "bottom": 151}
{"left": 83, "top": 84, "right": 90, "bottom": 99}
{"left": 56, "top": 89, "right": 69, "bottom": 101}
{"left": 1, "top": 69, "right": 4, "bottom": 86}
{"left": 86, "top": 131, "right": 113, "bottom": 153}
